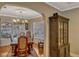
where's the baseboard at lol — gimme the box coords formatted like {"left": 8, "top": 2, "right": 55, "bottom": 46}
{"left": 70, "top": 52, "right": 79, "bottom": 57}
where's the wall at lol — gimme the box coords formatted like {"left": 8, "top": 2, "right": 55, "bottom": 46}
{"left": 0, "top": 2, "right": 64, "bottom": 56}
{"left": 62, "top": 8, "right": 79, "bottom": 56}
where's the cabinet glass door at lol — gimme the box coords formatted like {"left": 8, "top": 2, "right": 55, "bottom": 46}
{"left": 59, "top": 21, "right": 64, "bottom": 46}
{"left": 64, "top": 22, "right": 68, "bottom": 44}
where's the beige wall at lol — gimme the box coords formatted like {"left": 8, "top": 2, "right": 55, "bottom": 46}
{"left": 0, "top": 2, "right": 64, "bottom": 56}
{"left": 62, "top": 8, "right": 79, "bottom": 56}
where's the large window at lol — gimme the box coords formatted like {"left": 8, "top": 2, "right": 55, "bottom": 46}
{"left": 0, "top": 19, "right": 28, "bottom": 44}
{"left": 32, "top": 21, "right": 44, "bottom": 41}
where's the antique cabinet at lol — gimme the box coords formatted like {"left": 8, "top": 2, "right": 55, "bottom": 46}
{"left": 49, "top": 13, "right": 70, "bottom": 57}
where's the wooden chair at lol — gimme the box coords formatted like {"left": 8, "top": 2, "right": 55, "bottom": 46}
{"left": 16, "top": 36, "right": 28, "bottom": 56}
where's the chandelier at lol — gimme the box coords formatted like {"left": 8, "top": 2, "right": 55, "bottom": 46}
{"left": 13, "top": 10, "right": 28, "bottom": 23}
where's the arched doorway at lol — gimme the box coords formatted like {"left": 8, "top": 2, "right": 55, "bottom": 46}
{"left": 0, "top": 4, "right": 46, "bottom": 57}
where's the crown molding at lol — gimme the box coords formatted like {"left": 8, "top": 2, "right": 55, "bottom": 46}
{"left": 45, "top": 2, "right": 79, "bottom": 11}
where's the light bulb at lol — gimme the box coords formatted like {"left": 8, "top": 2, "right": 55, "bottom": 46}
{"left": 25, "top": 20, "right": 28, "bottom": 23}
{"left": 13, "top": 19, "right": 16, "bottom": 22}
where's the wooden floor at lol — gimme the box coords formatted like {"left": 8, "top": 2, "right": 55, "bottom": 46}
{"left": 0, "top": 42, "right": 44, "bottom": 57}
{"left": 0, "top": 45, "right": 12, "bottom": 57}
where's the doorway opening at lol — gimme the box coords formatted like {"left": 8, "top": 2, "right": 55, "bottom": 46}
{"left": 0, "top": 4, "right": 45, "bottom": 57}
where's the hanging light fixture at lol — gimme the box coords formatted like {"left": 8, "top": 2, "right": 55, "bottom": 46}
{"left": 19, "top": 10, "right": 28, "bottom": 23}
{"left": 13, "top": 10, "right": 28, "bottom": 23}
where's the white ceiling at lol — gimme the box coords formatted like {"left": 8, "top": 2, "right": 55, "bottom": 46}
{"left": 0, "top": 4, "right": 42, "bottom": 19}
{"left": 46, "top": 2, "right": 79, "bottom": 11}
{"left": 1, "top": 3, "right": 79, "bottom": 18}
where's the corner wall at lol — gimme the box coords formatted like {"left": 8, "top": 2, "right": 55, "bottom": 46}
{"left": 62, "top": 8, "right": 79, "bottom": 56}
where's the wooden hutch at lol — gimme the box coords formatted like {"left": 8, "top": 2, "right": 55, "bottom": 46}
{"left": 49, "top": 13, "right": 70, "bottom": 57}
